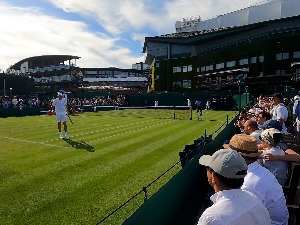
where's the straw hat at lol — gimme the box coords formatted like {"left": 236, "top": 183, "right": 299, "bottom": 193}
{"left": 225, "top": 134, "right": 260, "bottom": 158}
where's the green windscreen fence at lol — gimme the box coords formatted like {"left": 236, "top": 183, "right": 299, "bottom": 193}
{"left": 0, "top": 92, "right": 247, "bottom": 117}
{"left": 127, "top": 92, "right": 242, "bottom": 110}
{"left": 123, "top": 118, "right": 237, "bottom": 225}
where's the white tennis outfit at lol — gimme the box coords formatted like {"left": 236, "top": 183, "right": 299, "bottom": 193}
{"left": 52, "top": 98, "right": 67, "bottom": 122}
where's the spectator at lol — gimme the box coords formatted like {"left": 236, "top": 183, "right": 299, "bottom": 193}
{"left": 270, "top": 93, "right": 288, "bottom": 134}
{"left": 243, "top": 119, "right": 261, "bottom": 144}
{"left": 239, "top": 109, "right": 247, "bottom": 118}
{"left": 226, "top": 134, "right": 289, "bottom": 225}
{"left": 197, "top": 149, "right": 271, "bottom": 225}
{"left": 11, "top": 96, "right": 18, "bottom": 108}
{"left": 260, "top": 128, "right": 288, "bottom": 185}
{"left": 256, "top": 111, "right": 272, "bottom": 129}
{"left": 247, "top": 108, "right": 256, "bottom": 121}
{"left": 234, "top": 116, "right": 248, "bottom": 134}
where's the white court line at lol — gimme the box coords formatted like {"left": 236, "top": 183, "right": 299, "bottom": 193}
{"left": 88, "top": 120, "right": 175, "bottom": 143}
{"left": 0, "top": 136, "right": 70, "bottom": 149}
{"left": 0, "top": 120, "right": 175, "bottom": 147}
{"left": 44, "top": 119, "right": 160, "bottom": 143}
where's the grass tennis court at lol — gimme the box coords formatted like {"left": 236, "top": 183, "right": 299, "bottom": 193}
{"left": 0, "top": 109, "right": 236, "bottom": 225}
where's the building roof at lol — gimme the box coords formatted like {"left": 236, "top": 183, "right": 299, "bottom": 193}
{"left": 10, "top": 55, "right": 80, "bottom": 70}
{"left": 143, "top": 14, "right": 300, "bottom": 53}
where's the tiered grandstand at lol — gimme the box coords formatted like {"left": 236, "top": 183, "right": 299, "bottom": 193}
{"left": 9, "top": 55, "right": 82, "bottom": 93}
{"left": 143, "top": 0, "right": 300, "bottom": 95}
{"left": 8, "top": 56, "right": 150, "bottom": 94}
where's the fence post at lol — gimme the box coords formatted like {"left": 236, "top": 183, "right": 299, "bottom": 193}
{"left": 203, "top": 129, "right": 207, "bottom": 154}
{"left": 226, "top": 115, "right": 228, "bottom": 126}
{"left": 173, "top": 105, "right": 176, "bottom": 119}
{"left": 143, "top": 187, "right": 148, "bottom": 202}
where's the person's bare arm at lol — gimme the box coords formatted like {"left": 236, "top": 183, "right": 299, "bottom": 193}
{"left": 264, "top": 148, "right": 300, "bottom": 163}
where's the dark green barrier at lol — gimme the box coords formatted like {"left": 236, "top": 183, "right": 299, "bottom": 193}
{"left": 123, "top": 118, "right": 237, "bottom": 225}
{"left": 0, "top": 107, "right": 43, "bottom": 117}
{"left": 128, "top": 92, "right": 231, "bottom": 107}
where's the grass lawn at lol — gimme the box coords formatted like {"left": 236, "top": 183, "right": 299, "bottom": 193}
{"left": 0, "top": 109, "right": 236, "bottom": 225}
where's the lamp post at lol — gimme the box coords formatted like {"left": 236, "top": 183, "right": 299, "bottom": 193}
{"left": 245, "top": 86, "right": 249, "bottom": 105}
{"left": 9, "top": 88, "right": 12, "bottom": 98}
{"left": 3, "top": 79, "right": 6, "bottom": 96}
{"left": 236, "top": 74, "right": 245, "bottom": 111}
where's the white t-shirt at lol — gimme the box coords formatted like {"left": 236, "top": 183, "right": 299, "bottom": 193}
{"left": 197, "top": 189, "right": 271, "bottom": 225}
{"left": 272, "top": 104, "right": 288, "bottom": 134}
{"left": 260, "top": 147, "right": 288, "bottom": 186}
{"left": 52, "top": 98, "right": 67, "bottom": 114}
{"left": 250, "top": 130, "right": 261, "bottom": 144}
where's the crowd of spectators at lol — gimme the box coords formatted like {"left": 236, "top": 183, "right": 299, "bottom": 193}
{"left": 197, "top": 92, "right": 300, "bottom": 225}
{"left": 0, "top": 94, "right": 127, "bottom": 110}
{"left": 232, "top": 92, "right": 300, "bottom": 186}
{"left": 68, "top": 95, "right": 126, "bottom": 107}
{"left": 0, "top": 95, "right": 43, "bottom": 109}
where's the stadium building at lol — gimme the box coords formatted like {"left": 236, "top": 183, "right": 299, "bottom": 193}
{"left": 143, "top": 0, "right": 300, "bottom": 96}
{"left": 81, "top": 62, "right": 149, "bottom": 92}
{"left": 8, "top": 56, "right": 150, "bottom": 94}
{"left": 9, "top": 55, "right": 82, "bottom": 93}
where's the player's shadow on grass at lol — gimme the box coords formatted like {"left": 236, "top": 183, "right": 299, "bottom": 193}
{"left": 64, "top": 139, "right": 95, "bottom": 152}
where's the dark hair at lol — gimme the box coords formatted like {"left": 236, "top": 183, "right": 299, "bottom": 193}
{"left": 238, "top": 116, "right": 248, "bottom": 121}
{"left": 246, "top": 119, "right": 258, "bottom": 130}
{"left": 273, "top": 133, "right": 282, "bottom": 144}
{"left": 213, "top": 172, "right": 245, "bottom": 189}
{"left": 260, "top": 111, "right": 272, "bottom": 120}
{"left": 206, "top": 166, "right": 245, "bottom": 189}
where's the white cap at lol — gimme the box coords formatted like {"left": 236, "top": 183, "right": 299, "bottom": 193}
{"left": 294, "top": 95, "right": 300, "bottom": 101}
{"left": 247, "top": 109, "right": 255, "bottom": 114}
{"left": 199, "top": 149, "right": 247, "bottom": 179}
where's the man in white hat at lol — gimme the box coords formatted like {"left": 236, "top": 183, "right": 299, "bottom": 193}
{"left": 52, "top": 92, "right": 69, "bottom": 139}
{"left": 197, "top": 149, "right": 271, "bottom": 225}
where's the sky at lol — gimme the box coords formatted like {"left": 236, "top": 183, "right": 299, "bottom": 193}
{"left": 0, "top": 0, "right": 272, "bottom": 71}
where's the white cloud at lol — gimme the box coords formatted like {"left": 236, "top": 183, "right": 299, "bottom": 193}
{"left": 48, "top": 0, "right": 268, "bottom": 33}
{"left": 0, "top": 1, "right": 143, "bottom": 70}
{"left": 0, "top": 0, "right": 273, "bottom": 71}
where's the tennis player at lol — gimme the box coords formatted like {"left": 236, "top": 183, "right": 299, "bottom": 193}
{"left": 52, "top": 92, "right": 69, "bottom": 139}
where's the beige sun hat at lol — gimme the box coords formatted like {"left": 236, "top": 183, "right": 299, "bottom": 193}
{"left": 225, "top": 134, "right": 260, "bottom": 158}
